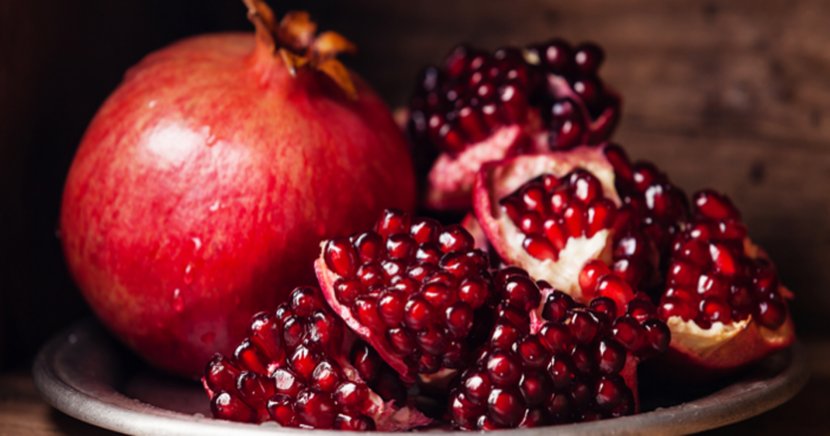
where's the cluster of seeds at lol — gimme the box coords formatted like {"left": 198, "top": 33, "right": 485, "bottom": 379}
{"left": 204, "top": 287, "right": 389, "bottom": 430}
{"left": 659, "top": 190, "right": 787, "bottom": 329}
{"left": 449, "top": 272, "right": 669, "bottom": 429}
{"left": 323, "top": 209, "right": 496, "bottom": 375}
{"left": 499, "top": 169, "right": 619, "bottom": 262}
{"left": 408, "top": 39, "right": 619, "bottom": 154}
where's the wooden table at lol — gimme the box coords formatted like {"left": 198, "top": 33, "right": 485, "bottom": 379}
{"left": 1, "top": 341, "right": 828, "bottom": 435}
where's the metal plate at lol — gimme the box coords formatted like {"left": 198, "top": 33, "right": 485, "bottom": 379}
{"left": 33, "top": 320, "right": 808, "bottom": 435}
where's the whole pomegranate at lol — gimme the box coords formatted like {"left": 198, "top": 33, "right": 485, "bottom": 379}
{"left": 60, "top": 0, "right": 415, "bottom": 377}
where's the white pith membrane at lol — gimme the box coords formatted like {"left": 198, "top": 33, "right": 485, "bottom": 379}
{"left": 473, "top": 146, "right": 620, "bottom": 300}
{"left": 425, "top": 114, "right": 548, "bottom": 211}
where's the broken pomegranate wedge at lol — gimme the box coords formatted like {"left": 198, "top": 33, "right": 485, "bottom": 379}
{"left": 315, "top": 209, "right": 498, "bottom": 384}
{"left": 656, "top": 190, "right": 795, "bottom": 371}
{"left": 202, "top": 286, "right": 431, "bottom": 430}
{"left": 472, "top": 146, "right": 623, "bottom": 300}
{"left": 408, "top": 40, "right": 621, "bottom": 212}
{"left": 450, "top": 288, "right": 669, "bottom": 429}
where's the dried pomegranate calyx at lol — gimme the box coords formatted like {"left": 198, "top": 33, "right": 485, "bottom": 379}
{"left": 243, "top": 0, "right": 357, "bottom": 98}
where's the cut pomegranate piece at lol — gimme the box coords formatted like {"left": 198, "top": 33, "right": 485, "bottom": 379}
{"left": 316, "top": 209, "right": 498, "bottom": 384}
{"left": 202, "top": 287, "right": 431, "bottom": 430}
{"left": 450, "top": 289, "right": 668, "bottom": 429}
{"left": 408, "top": 41, "right": 622, "bottom": 212}
{"left": 656, "top": 190, "right": 794, "bottom": 371}
{"left": 473, "top": 147, "right": 624, "bottom": 300}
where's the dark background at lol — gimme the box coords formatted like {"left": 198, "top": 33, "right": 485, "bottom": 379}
{"left": 1, "top": 0, "right": 828, "bottom": 371}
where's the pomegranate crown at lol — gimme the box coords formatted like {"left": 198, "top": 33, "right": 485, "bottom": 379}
{"left": 244, "top": 0, "right": 358, "bottom": 98}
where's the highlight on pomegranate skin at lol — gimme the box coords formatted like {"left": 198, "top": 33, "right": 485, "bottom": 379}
{"left": 202, "top": 286, "right": 432, "bottom": 430}
{"left": 408, "top": 39, "right": 622, "bottom": 212}
{"left": 449, "top": 290, "right": 669, "bottom": 429}
{"left": 654, "top": 190, "right": 795, "bottom": 371}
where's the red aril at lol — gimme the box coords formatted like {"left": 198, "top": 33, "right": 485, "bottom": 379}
{"left": 60, "top": 1, "right": 415, "bottom": 377}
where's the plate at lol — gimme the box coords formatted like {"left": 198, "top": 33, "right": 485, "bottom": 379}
{"left": 33, "top": 320, "right": 808, "bottom": 435}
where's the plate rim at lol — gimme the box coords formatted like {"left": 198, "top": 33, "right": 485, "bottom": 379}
{"left": 33, "top": 320, "right": 810, "bottom": 436}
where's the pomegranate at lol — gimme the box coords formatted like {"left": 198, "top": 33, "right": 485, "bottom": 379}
{"left": 407, "top": 40, "right": 621, "bottom": 212}
{"left": 60, "top": 0, "right": 415, "bottom": 377}
{"left": 315, "top": 209, "right": 497, "bottom": 384}
{"left": 203, "top": 287, "right": 431, "bottom": 430}
{"left": 656, "top": 190, "right": 795, "bottom": 371}
{"left": 472, "top": 146, "right": 624, "bottom": 299}
{"left": 450, "top": 290, "right": 669, "bottom": 429}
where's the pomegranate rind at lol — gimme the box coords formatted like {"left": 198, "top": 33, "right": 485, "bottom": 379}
{"left": 472, "top": 147, "right": 620, "bottom": 299}
{"left": 314, "top": 257, "right": 417, "bottom": 384}
{"left": 425, "top": 125, "right": 530, "bottom": 211}
{"left": 664, "top": 310, "right": 794, "bottom": 372}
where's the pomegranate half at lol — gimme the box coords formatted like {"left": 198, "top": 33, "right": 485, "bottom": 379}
{"left": 60, "top": 1, "right": 415, "bottom": 377}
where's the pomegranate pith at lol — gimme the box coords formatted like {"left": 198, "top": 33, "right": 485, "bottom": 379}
{"left": 203, "top": 287, "right": 431, "bottom": 430}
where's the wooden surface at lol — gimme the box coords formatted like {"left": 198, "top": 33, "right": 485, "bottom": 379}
{"left": 0, "top": 340, "right": 827, "bottom": 435}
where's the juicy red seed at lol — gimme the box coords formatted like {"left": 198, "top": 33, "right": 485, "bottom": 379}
{"left": 458, "top": 106, "right": 488, "bottom": 142}
{"left": 446, "top": 303, "right": 475, "bottom": 338}
{"left": 596, "top": 339, "right": 626, "bottom": 374}
{"left": 273, "top": 368, "right": 303, "bottom": 396}
{"left": 354, "top": 296, "right": 385, "bottom": 331}
{"left": 571, "top": 344, "right": 596, "bottom": 374}
{"left": 417, "top": 329, "right": 448, "bottom": 355}
{"left": 519, "top": 372, "right": 548, "bottom": 406}
{"left": 375, "top": 209, "right": 411, "bottom": 238}
{"left": 249, "top": 313, "right": 285, "bottom": 363}
{"left": 311, "top": 361, "right": 341, "bottom": 393}
{"left": 416, "top": 244, "right": 443, "bottom": 264}
{"left": 234, "top": 339, "right": 269, "bottom": 375}
{"left": 501, "top": 275, "right": 541, "bottom": 310}
{"left": 595, "top": 274, "right": 634, "bottom": 308}
{"left": 438, "top": 225, "right": 475, "bottom": 253}
{"left": 517, "top": 337, "right": 549, "bottom": 369}
{"left": 418, "top": 354, "right": 442, "bottom": 373}
{"left": 563, "top": 203, "right": 586, "bottom": 237}
{"left": 547, "top": 356, "right": 575, "bottom": 390}
{"left": 499, "top": 83, "right": 528, "bottom": 123}
{"left": 659, "top": 298, "right": 697, "bottom": 321}
{"left": 357, "top": 263, "right": 385, "bottom": 288}
{"left": 523, "top": 236, "right": 558, "bottom": 261}
{"left": 237, "top": 371, "right": 275, "bottom": 402}
{"left": 486, "top": 352, "right": 522, "bottom": 387}
{"left": 546, "top": 391, "right": 571, "bottom": 417}
{"left": 539, "top": 323, "right": 572, "bottom": 354}
{"left": 642, "top": 319, "right": 671, "bottom": 355}
{"left": 487, "top": 389, "right": 524, "bottom": 427}
{"left": 570, "top": 170, "right": 602, "bottom": 203}
{"left": 694, "top": 189, "right": 739, "bottom": 220}
{"left": 354, "top": 232, "right": 383, "bottom": 263}
{"left": 589, "top": 297, "right": 617, "bottom": 320}
{"left": 700, "top": 298, "right": 732, "bottom": 323}
{"left": 290, "top": 287, "right": 323, "bottom": 317}
{"left": 212, "top": 392, "right": 256, "bottom": 423}
{"left": 490, "top": 322, "right": 523, "bottom": 350}
{"left": 404, "top": 297, "right": 433, "bottom": 331}
{"left": 463, "top": 371, "right": 491, "bottom": 404}
{"left": 267, "top": 394, "right": 296, "bottom": 426}
{"left": 388, "top": 328, "right": 416, "bottom": 353}
{"left": 540, "top": 38, "right": 573, "bottom": 71}
{"left": 335, "top": 414, "right": 375, "bottom": 431}
{"left": 459, "top": 277, "right": 491, "bottom": 308}
{"left": 612, "top": 317, "right": 645, "bottom": 353}
{"left": 569, "top": 310, "right": 601, "bottom": 343}
{"left": 282, "top": 316, "right": 304, "bottom": 348}
{"left": 441, "top": 250, "right": 487, "bottom": 278}
{"left": 542, "top": 291, "right": 574, "bottom": 322}
{"left": 334, "top": 382, "right": 368, "bottom": 408}
{"left": 205, "top": 355, "right": 241, "bottom": 393}
{"left": 595, "top": 375, "right": 627, "bottom": 410}
{"left": 350, "top": 344, "right": 379, "bottom": 382}
{"left": 587, "top": 199, "right": 615, "bottom": 237}
{"left": 386, "top": 234, "right": 416, "bottom": 260}
{"left": 324, "top": 238, "right": 359, "bottom": 278}
{"left": 289, "top": 345, "right": 318, "bottom": 380}
{"left": 422, "top": 281, "right": 454, "bottom": 308}
{"left": 572, "top": 77, "right": 602, "bottom": 110}
{"left": 378, "top": 291, "right": 405, "bottom": 326}
{"left": 627, "top": 297, "right": 657, "bottom": 322}
{"left": 410, "top": 218, "right": 440, "bottom": 244}
{"left": 295, "top": 390, "right": 337, "bottom": 429}
{"left": 574, "top": 42, "right": 605, "bottom": 74}
{"left": 757, "top": 300, "right": 786, "bottom": 329}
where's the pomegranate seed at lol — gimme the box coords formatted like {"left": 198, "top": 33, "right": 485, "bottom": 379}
{"left": 574, "top": 42, "right": 605, "bottom": 74}
{"left": 324, "top": 238, "right": 359, "bottom": 278}
{"left": 212, "top": 391, "right": 256, "bottom": 423}
{"left": 375, "top": 209, "right": 410, "bottom": 239}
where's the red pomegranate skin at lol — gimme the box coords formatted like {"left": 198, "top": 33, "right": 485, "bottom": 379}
{"left": 60, "top": 33, "right": 416, "bottom": 378}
